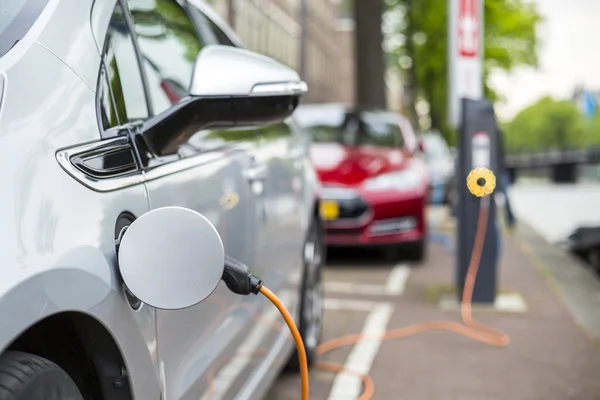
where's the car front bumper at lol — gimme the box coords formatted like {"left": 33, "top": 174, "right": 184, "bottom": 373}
{"left": 321, "top": 188, "right": 427, "bottom": 247}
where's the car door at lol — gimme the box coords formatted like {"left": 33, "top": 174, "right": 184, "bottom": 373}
{"left": 193, "top": 0, "right": 307, "bottom": 300}
{"left": 185, "top": 4, "right": 308, "bottom": 397}
{"left": 85, "top": 1, "right": 160, "bottom": 396}
{"left": 121, "top": 1, "right": 262, "bottom": 399}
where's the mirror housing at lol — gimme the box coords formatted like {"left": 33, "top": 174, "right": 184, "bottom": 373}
{"left": 117, "top": 207, "right": 225, "bottom": 310}
{"left": 141, "top": 45, "right": 308, "bottom": 157}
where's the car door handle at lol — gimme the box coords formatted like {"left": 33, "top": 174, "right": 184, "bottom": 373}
{"left": 244, "top": 164, "right": 268, "bottom": 182}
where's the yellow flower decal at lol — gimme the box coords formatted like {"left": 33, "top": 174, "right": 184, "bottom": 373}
{"left": 466, "top": 167, "right": 496, "bottom": 197}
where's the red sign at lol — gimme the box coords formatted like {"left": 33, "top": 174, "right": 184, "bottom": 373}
{"left": 458, "top": 0, "right": 479, "bottom": 58}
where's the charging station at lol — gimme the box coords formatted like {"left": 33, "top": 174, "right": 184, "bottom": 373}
{"left": 448, "top": 0, "right": 500, "bottom": 303}
{"left": 455, "top": 98, "right": 499, "bottom": 303}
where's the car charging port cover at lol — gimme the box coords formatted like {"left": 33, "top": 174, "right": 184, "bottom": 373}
{"left": 117, "top": 207, "right": 225, "bottom": 310}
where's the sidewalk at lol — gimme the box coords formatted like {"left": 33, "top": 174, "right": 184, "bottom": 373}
{"left": 270, "top": 213, "right": 600, "bottom": 400}
{"left": 367, "top": 225, "right": 600, "bottom": 400}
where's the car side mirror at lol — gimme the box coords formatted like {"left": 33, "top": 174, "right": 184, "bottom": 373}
{"left": 117, "top": 207, "right": 225, "bottom": 310}
{"left": 141, "top": 45, "right": 308, "bottom": 157}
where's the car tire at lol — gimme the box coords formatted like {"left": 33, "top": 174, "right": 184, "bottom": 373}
{"left": 0, "top": 351, "right": 83, "bottom": 400}
{"left": 407, "top": 237, "right": 427, "bottom": 262}
{"left": 589, "top": 247, "right": 600, "bottom": 275}
{"left": 286, "top": 218, "right": 324, "bottom": 371}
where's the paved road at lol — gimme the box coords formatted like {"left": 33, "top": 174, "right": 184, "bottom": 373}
{"left": 268, "top": 248, "right": 413, "bottom": 400}
{"left": 267, "top": 207, "right": 600, "bottom": 400}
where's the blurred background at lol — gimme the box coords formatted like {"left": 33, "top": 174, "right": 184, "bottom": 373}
{"left": 201, "top": 0, "right": 600, "bottom": 397}
{"left": 205, "top": 0, "right": 600, "bottom": 262}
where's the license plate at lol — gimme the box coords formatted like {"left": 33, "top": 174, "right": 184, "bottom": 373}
{"left": 320, "top": 200, "right": 339, "bottom": 220}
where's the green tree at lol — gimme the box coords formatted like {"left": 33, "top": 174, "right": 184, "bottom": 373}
{"left": 384, "top": 0, "right": 542, "bottom": 143}
{"left": 503, "top": 96, "right": 588, "bottom": 152}
{"left": 591, "top": 111, "right": 600, "bottom": 146}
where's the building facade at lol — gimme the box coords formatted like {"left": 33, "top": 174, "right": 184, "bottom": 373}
{"left": 207, "top": 0, "right": 352, "bottom": 104}
{"left": 207, "top": 0, "right": 401, "bottom": 109}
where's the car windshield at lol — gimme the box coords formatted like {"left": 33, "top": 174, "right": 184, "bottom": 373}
{"left": 294, "top": 106, "right": 405, "bottom": 148}
{"left": 293, "top": 105, "right": 350, "bottom": 143}
{"left": 358, "top": 111, "right": 404, "bottom": 148}
{"left": 0, "top": 0, "right": 49, "bottom": 58}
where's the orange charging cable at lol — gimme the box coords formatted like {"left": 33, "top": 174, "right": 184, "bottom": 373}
{"left": 260, "top": 285, "right": 310, "bottom": 400}
{"left": 257, "top": 193, "right": 508, "bottom": 400}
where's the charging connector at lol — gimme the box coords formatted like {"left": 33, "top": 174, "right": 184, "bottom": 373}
{"left": 222, "top": 255, "right": 264, "bottom": 295}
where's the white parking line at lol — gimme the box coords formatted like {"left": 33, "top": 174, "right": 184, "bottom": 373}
{"left": 385, "top": 264, "right": 411, "bottom": 295}
{"left": 200, "top": 291, "right": 293, "bottom": 400}
{"left": 324, "top": 298, "right": 391, "bottom": 312}
{"left": 325, "top": 282, "right": 389, "bottom": 296}
{"left": 325, "top": 263, "right": 411, "bottom": 297}
{"left": 326, "top": 302, "right": 394, "bottom": 400}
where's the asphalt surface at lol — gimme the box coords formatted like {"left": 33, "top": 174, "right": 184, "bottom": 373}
{"left": 267, "top": 207, "right": 600, "bottom": 400}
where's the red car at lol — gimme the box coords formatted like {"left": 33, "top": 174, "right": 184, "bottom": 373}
{"left": 294, "top": 103, "right": 430, "bottom": 260}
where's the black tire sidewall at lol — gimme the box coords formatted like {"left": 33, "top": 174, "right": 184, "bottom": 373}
{"left": 288, "top": 217, "right": 324, "bottom": 369}
{"left": 0, "top": 351, "right": 83, "bottom": 400}
{"left": 17, "top": 369, "right": 83, "bottom": 400}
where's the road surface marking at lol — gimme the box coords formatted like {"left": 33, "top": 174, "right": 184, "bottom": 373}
{"left": 325, "top": 282, "right": 389, "bottom": 296}
{"left": 326, "top": 302, "right": 394, "bottom": 400}
{"left": 385, "top": 264, "right": 411, "bottom": 295}
{"left": 325, "top": 264, "right": 411, "bottom": 297}
{"left": 200, "top": 291, "right": 293, "bottom": 400}
{"left": 324, "top": 298, "right": 391, "bottom": 312}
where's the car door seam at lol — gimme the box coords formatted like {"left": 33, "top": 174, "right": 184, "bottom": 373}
{"left": 34, "top": 42, "right": 95, "bottom": 92}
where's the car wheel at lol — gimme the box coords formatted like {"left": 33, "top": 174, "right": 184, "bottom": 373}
{"left": 589, "top": 247, "right": 600, "bottom": 275}
{"left": 407, "top": 237, "right": 428, "bottom": 262}
{"left": 287, "top": 218, "right": 324, "bottom": 370}
{"left": 0, "top": 351, "right": 83, "bottom": 400}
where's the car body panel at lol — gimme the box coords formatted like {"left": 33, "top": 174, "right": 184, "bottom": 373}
{"left": 143, "top": 147, "right": 265, "bottom": 400}
{"left": 324, "top": 189, "right": 426, "bottom": 246}
{"left": 143, "top": 122, "right": 306, "bottom": 399}
{"left": 309, "top": 142, "right": 413, "bottom": 185}
{"left": 0, "top": 0, "right": 315, "bottom": 399}
{"left": 35, "top": 0, "right": 100, "bottom": 90}
{"left": 0, "top": 41, "right": 160, "bottom": 398}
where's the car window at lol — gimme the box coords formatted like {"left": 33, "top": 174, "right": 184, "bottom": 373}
{"left": 0, "top": 0, "right": 49, "bottom": 58}
{"left": 126, "top": 0, "right": 206, "bottom": 116}
{"left": 359, "top": 111, "right": 404, "bottom": 148}
{"left": 294, "top": 106, "right": 353, "bottom": 144}
{"left": 205, "top": 16, "right": 236, "bottom": 46}
{"left": 186, "top": 4, "right": 236, "bottom": 47}
{"left": 100, "top": 3, "right": 150, "bottom": 129}
{"left": 98, "top": 67, "right": 118, "bottom": 129}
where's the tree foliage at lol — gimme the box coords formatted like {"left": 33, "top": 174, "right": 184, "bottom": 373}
{"left": 503, "top": 96, "right": 592, "bottom": 153}
{"left": 384, "top": 0, "right": 543, "bottom": 143}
